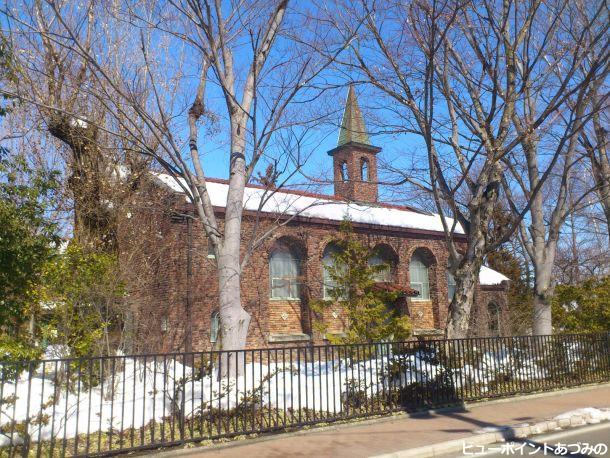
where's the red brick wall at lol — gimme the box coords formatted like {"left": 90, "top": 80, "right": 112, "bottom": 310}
{"left": 119, "top": 182, "right": 508, "bottom": 353}
{"left": 331, "top": 144, "right": 379, "bottom": 203}
{"left": 469, "top": 285, "right": 511, "bottom": 337}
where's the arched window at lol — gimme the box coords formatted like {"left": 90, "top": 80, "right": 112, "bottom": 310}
{"left": 269, "top": 246, "right": 301, "bottom": 299}
{"left": 410, "top": 253, "right": 430, "bottom": 300}
{"left": 322, "top": 244, "right": 345, "bottom": 299}
{"left": 361, "top": 158, "right": 369, "bottom": 181}
{"left": 210, "top": 311, "right": 220, "bottom": 343}
{"left": 340, "top": 161, "right": 349, "bottom": 181}
{"left": 369, "top": 248, "right": 395, "bottom": 282}
{"left": 488, "top": 302, "right": 500, "bottom": 336}
{"left": 207, "top": 243, "right": 216, "bottom": 259}
{"left": 447, "top": 271, "right": 456, "bottom": 302}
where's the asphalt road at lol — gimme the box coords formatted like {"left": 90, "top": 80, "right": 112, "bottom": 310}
{"left": 442, "top": 422, "right": 610, "bottom": 458}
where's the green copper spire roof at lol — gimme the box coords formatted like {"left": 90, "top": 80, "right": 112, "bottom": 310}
{"left": 337, "top": 85, "right": 371, "bottom": 146}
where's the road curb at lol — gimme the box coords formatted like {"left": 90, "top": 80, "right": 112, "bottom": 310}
{"left": 369, "top": 410, "right": 610, "bottom": 458}
{"left": 146, "top": 382, "right": 610, "bottom": 457}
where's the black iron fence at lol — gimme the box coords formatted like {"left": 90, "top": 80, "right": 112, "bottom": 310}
{"left": 1, "top": 333, "right": 609, "bottom": 457}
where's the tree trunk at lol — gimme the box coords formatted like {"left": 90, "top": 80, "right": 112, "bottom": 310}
{"left": 217, "top": 252, "right": 251, "bottom": 350}
{"left": 531, "top": 252, "right": 556, "bottom": 335}
{"left": 47, "top": 114, "right": 115, "bottom": 250}
{"left": 590, "top": 115, "right": 610, "bottom": 244}
{"left": 532, "top": 254, "right": 554, "bottom": 335}
{"left": 217, "top": 247, "right": 251, "bottom": 377}
{"left": 445, "top": 260, "right": 481, "bottom": 338}
{"left": 217, "top": 116, "right": 252, "bottom": 376}
{"left": 594, "top": 164, "right": 610, "bottom": 244}
{"left": 446, "top": 171, "right": 500, "bottom": 339}
{"left": 532, "top": 295, "right": 552, "bottom": 335}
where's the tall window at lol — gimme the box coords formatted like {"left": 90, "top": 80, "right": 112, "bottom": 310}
{"left": 340, "top": 161, "right": 349, "bottom": 181}
{"left": 369, "top": 252, "right": 392, "bottom": 282}
{"left": 269, "top": 247, "right": 301, "bottom": 299}
{"left": 323, "top": 244, "right": 345, "bottom": 299}
{"left": 488, "top": 302, "right": 500, "bottom": 336}
{"left": 410, "top": 254, "right": 430, "bottom": 300}
{"left": 447, "top": 271, "right": 456, "bottom": 302}
{"left": 210, "top": 311, "right": 220, "bottom": 343}
{"left": 361, "top": 158, "right": 369, "bottom": 181}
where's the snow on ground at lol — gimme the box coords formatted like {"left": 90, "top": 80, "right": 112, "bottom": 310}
{"left": 554, "top": 407, "right": 610, "bottom": 423}
{"left": 0, "top": 356, "right": 401, "bottom": 446}
{"left": 473, "top": 408, "right": 610, "bottom": 435}
{"left": 0, "top": 342, "right": 590, "bottom": 447}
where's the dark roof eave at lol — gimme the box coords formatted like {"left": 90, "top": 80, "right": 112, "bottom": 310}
{"left": 327, "top": 142, "right": 382, "bottom": 156}
{"left": 480, "top": 282, "right": 509, "bottom": 291}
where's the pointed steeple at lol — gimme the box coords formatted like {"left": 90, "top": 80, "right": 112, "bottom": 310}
{"left": 328, "top": 85, "right": 381, "bottom": 203}
{"left": 338, "top": 85, "right": 371, "bottom": 146}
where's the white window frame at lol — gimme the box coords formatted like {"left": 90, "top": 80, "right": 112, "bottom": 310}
{"left": 322, "top": 246, "right": 346, "bottom": 300}
{"left": 269, "top": 248, "right": 301, "bottom": 300}
{"left": 270, "top": 277, "right": 301, "bottom": 300}
{"left": 410, "top": 255, "right": 431, "bottom": 301}
{"left": 369, "top": 253, "right": 392, "bottom": 282}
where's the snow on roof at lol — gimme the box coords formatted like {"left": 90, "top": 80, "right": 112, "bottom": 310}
{"left": 479, "top": 265, "right": 510, "bottom": 285}
{"left": 153, "top": 173, "right": 464, "bottom": 235}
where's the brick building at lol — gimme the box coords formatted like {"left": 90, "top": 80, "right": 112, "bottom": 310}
{"left": 121, "top": 86, "right": 509, "bottom": 353}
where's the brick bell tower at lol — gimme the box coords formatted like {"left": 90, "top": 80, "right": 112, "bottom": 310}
{"left": 328, "top": 84, "right": 381, "bottom": 203}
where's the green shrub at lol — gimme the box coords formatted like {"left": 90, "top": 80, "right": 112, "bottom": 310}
{"left": 552, "top": 276, "right": 610, "bottom": 333}
{"left": 0, "top": 335, "right": 42, "bottom": 379}
{"left": 311, "top": 220, "right": 411, "bottom": 344}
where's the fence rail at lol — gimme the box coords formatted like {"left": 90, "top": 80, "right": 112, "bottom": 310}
{"left": 1, "top": 333, "right": 609, "bottom": 457}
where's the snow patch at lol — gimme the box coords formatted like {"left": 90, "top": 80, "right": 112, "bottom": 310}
{"left": 0, "top": 352, "right": 443, "bottom": 447}
{"left": 554, "top": 407, "right": 610, "bottom": 423}
{"left": 69, "top": 117, "right": 88, "bottom": 129}
{"left": 479, "top": 266, "right": 509, "bottom": 285}
{"left": 153, "top": 173, "right": 464, "bottom": 235}
{"left": 1, "top": 346, "right": 601, "bottom": 449}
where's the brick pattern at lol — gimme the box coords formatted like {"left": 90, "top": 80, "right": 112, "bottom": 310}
{"left": 331, "top": 143, "right": 379, "bottom": 203}
{"left": 469, "top": 285, "right": 511, "bottom": 336}
{"left": 119, "top": 180, "right": 509, "bottom": 353}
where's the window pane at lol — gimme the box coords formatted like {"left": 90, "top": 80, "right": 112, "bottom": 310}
{"left": 323, "top": 246, "right": 345, "bottom": 299}
{"left": 410, "top": 254, "right": 430, "bottom": 300}
{"left": 421, "top": 281, "right": 430, "bottom": 300}
{"left": 411, "top": 281, "right": 423, "bottom": 299}
{"left": 488, "top": 302, "right": 500, "bottom": 336}
{"left": 447, "top": 272, "right": 456, "bottom": 302}
{"left": 270, "top": 248, "right": 300, "bottom": 299}
{"left": 210, "top": 312, "right": 220, "bottom": 343}
{"left": 271, "top": 278, "right": 290, "bottom": 298}
{"left": 370, "top": 253, "right": 391, "bottom": 282}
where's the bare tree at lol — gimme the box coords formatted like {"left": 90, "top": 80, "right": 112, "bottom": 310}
{"left": 3, "top": 0, "right": 153, "bottom": 250}
{"left": 4, "top": 0, "right": 347, "bottom": 357}
{"left": 554, "top": 201, "right": 610, "bottom": 285}
{"left": 580, "top": 95, "right": 610, "bottom": 244}
{"left": 326, "top": 0, "right": 608, "bottom": 337}
{"left": 501, "top": 1, "right": 610, "bottom": 334}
